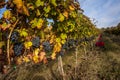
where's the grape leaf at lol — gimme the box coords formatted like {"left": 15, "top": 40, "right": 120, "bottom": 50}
{"left": 0, "top": 41, "right": 5, "bottom": 48}
{"left": 13, "top": 0, "right": 23, "bottom": 9}
{"left": 43, "top": 6, "right": 51, "bottom": 13}
{"left": 35, "top": 0, "right": 44, "bottom": 7}
{"left": 51, "top": 0, "right": 57, "bottom": 7}
{"left": 60, "top": 33, "right": 67, "bottom": 40}
{"left": 36, "top": 9, "right": 41, "bottom": 16}
{"left": 23, "top": 5, "right": 30, "bottom": 16}
{"left": 20, "top": 29, "right": 28, "bottom": 37}
{"left": 3, "top": 10, "right": 12, "bottom": 19}
{"left": 24, "top": 41, "right": 32, "bottom": 49}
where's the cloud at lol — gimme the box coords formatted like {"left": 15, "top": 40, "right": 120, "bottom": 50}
{"left": 79, "top": 0, "right": 120, "bottom": 28}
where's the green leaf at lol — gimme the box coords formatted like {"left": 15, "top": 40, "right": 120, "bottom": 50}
{"left": 51, "top": 0, "right": 57, "bottom": 7}
{"left": 43, "top": 6, "right": 51, "bottom": 13}
{"left": 30, "top": 18, "right": 38, "bottom": 28}
{"left": 35, "top": 0, "right": 44, "bottom": 7}
{"left": 2, "top": 22, "right": 7, "bottom": 27}
{"left": 60, "top": 33, "right": 67, "bottom": 40}
{"left": 20, "top": 29, "right": 28, "bottom": 37}
{"left": 56, "top": 38, "right": 61, "bottom": 43}
{"left": 39, "top": 31, "right": 45, "bottom": 39}
{"left": 58, "top": 13, "right": 64, "bottom": 22}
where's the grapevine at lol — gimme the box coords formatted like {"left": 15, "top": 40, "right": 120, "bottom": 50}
{"left": 0, "top": 0, "right": 99, "bottom": 66}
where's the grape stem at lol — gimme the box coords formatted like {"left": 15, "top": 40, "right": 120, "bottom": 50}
{"left": 7, "top": 19, "right": 19, "bottom": 65}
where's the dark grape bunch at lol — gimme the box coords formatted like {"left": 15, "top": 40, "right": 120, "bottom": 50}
{"left": 59, "top": 49, "right": 65, "bottom": 56}
{"left": 42, "top": 41, "right": 52, "bottom": 52}
{"left": 32, "top": 37, "right": 40, "bottom": 48}
{"left": 68, "top": 39, "right": 76, "bottom": 48}
{"left": 13, "top": 43, "right": 23, "bottom": 56}
{"left": 10, "top": 31, "right": 19, "bottom": 42}
{"left": 62, "top": 43, "right": 69, "bottom": 50}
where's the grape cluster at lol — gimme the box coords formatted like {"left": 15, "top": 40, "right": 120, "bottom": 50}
{"left": 62, "top": 43, "right": 69, "bottom": 50}
{"left": 32, "top": 37, "right": 40, "bottom": 48}
{"left": 68, "top": 39, "right": 76, "bottom": 47}
{"left": 62, "top": 39, "right": 79, "bottom": 50}
{"left": 13, "top": 43, "right": 23, "bottom": 56}
{"left": 59, "top": 49, "right": 65, "bottom": 56}
{"left": 10, "top": 31, "right": 19, "bottom": 42}
{"left": 42, "top": 41, "right": 52, "bottom": 52}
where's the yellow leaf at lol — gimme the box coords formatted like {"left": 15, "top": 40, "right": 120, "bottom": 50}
{"left": 53, "top": 43, "right": 61, "bottom": 52}
{"left": 51, "top": 52, "right": 56, "bottom": 60}
{"left": 24, "top": 41, "right": 32, "bottom": 49}
{"left": 33, "top": 55, "right": 39, "bottom": 63}
{"left": 15, "top": 57, "right": 23, "bottom": 65}
{"left": 34, "top": 48, "right": 40, "bottom": 56}
{"left": 23, "top": 5, "right": 30, "bottom": 16}
{"left": 56, "top": 38, "right": 61, "bottom": 43}
{"left": 13, "top": 0, "right": 23, "bottom": 9}
{"left": 37, "top": 18, "right": 44, "bottom": 29}
{"left": 20, "top": 29, "right": 28, "bottom": 37}
{"left": 0, "top": 41, "right": 5, "bottom": 48}
{"left": 58, "top": 13, "right": 64, "bottom": 22}
{"left": 36, "top": 9, "right": 40, "bottom": 16}
{"left": 69, "top": 5, "right": 75, "bottom": 11}
{"left": 63, "top": 11, "right": 68, "bottom": 18}
{"left": 23, "top": 56, "right": 30, "bottom": 63}
{"left": 3, "top": 10, "right": 12, "bottom": 19}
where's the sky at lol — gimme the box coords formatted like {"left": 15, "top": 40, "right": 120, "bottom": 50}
{"left": 78, "top": 0, "right": 120, "bottom": 28}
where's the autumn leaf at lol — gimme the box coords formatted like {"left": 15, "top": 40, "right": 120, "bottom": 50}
{"left": 33, "top": 55, "right": 39, "bottom": 63}
{"left": 3, "top": 10, "right": 12, "bottom": 19}
{"left": 60, "top": 33, "right": 67, "bottom": 40}
{"left": 0, "top": 41, "right": 5, "bottom": 48}
{"left": 13, "top": 0, "right": 23, "bottom": 9}
{"left": 35, "top": 0, "right": 44, "bottom": 7}
{"left": 51, "top": 52, "right": 56, "bottom": 60}
{"left": 23, "top": 5, "right": 30, "bottom": 16}
{"left": 43, "top": 6, "right": 51, "bottom": 13}
{"left": 69, "top": 5, "right": 75, "bottom": 11}
{"left": 50, "top": 0, "right": 57, "bottom": 7}
{"left": 19, "top": 29, "right": 28, "bottom": 37}
{"left": 63, "top": 11, "right": 68, "bottom": 18}
{"left": 39, "top": 51, "right": 46, "bottom": 62}
{"left": 37, "top": 18, "right": 44, "bottom": 29}
{"left": 23, "top": 56, "right": 30, "bottom": 62}
{"left": 36, "top": 9, "right": 40, "bottom": 16}
{"left": 58, "top": 13, "right": 64, "bottom": 22}
{"left": 24, "top": 41, "right": 32, "bottom": 49}
{"left": 43, "top": 57, "right": 48, "bottom": 64}
{"left": 34, "top": 48, "right": 40, "bottom": 56}
{"left": 0, "top": 23, "right": 11, "bottom": 30}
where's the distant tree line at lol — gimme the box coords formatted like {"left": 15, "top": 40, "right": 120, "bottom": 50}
{"left": 104, "top": 23, "right": 120, "bottom": 35}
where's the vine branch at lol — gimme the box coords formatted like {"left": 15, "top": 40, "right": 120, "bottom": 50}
{"left": 7, "top": 19, "right": 19, "bottom": 65}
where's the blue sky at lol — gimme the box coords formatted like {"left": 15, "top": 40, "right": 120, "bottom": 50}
{"left": 79, "top": 0, "right": 120, "bottom": 28}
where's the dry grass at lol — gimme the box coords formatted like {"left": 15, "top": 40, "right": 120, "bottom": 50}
{"left": 0, "top": 33, "right": 120, "bottom": 80}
